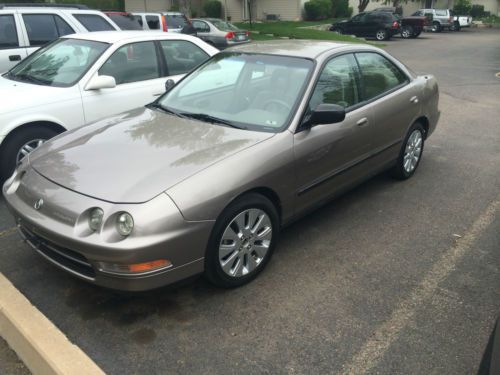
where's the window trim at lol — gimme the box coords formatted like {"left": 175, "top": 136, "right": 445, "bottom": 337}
{"left": 0, "top": 14, "right": 20, "bottom": 50}
{"left": 98, "top": 40, "right": 162, "bottom": 86}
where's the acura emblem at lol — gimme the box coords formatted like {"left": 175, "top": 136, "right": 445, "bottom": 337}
{"left": 34, "top": 199, "right": 44, "bottom": 210}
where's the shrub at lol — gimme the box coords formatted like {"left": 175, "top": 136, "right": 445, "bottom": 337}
{"left": 470, "top": 4, "right": 486, "bottom": 17}
{"left": 304, "top": 0, "right": 331, "bottom": 20}
{"left": 453, "top": 0, "right": 472, "bottom": 15}
{"left": 203, "top": 0, "right": 222, "bottom": 18}
{"left": 331, "top": 0, "right": 351, "bottom": 18}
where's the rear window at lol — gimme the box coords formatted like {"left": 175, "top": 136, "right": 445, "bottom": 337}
{"left": 73, "top": 14, "right": 115, "bottom": 31}
{"left": 165, "top": 14, "right": 188, "bottom": 29}
{"left": 0, "top": 15, "right": 19, "bottom": 48}
{"left": 22, "top": 14, "right": 75, "bottom": 46}
{"left": 146, "top": 15, "right": 160, "bottom": 29}
{"left": 435, "top": 10, "right": 448, "bottom": 16}
{"left": 107, "top": 14, "right": 142, "bottom": 30}
{"left": 211, "top": 20, "right": 239, "bottom": 31}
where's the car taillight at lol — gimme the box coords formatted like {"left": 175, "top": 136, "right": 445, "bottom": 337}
{"left": 246, "top": 31, "right": 250, "bottom": 37}
{"left": 392, "top": 21, "right": 399, "bottom": 28}
{"left": 161, "top": 15, "right": 167, "bottom": 31}
{"left": 225, "top": 31, "right": 235, "bottom": 39}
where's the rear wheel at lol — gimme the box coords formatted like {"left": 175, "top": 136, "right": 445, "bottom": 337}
{"left": 401, "top": 26, "right": 413, "bottom": 39}
{"left": 375, "top": 29, "right": 388, "bottom": 41}
{"left": 330, "top": 27, "right": 343, "bottom": 34}
{"left": 204, "top": 193, "right": 279, "bottom": 288}
{"left": 391, "top": 122, "right": 425, "bottom": 180}
{"left": 412, "top": 30, "right": 422, "bottom": 38}
{"left": 0, "top": 127, "right": 59, "bottom": 183}
{"left": 431, "top": 21, "right": 442, "bottom": 32}
{"left": 450, "top": 21, "right": 461, "bottom": 31}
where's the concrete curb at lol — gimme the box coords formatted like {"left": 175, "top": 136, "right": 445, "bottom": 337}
{"left": 0, "top": 273, "right": 105, "bottom": 375}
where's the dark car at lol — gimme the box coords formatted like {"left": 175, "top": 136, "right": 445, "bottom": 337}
{"left": 104, "top": 11, "right": 142, "bottom": 30}
{"left": 373, "top": 8, "right": 430, "bottom": 38}
{"left": 330, "top": 12, "right": 400, "bottom": 41}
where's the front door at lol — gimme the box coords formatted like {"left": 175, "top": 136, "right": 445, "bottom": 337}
{"left": 293, "top": 53, "right": 373, "bottom": 216}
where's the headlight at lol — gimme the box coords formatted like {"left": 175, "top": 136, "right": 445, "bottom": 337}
{"left": 89, "top": 208, "right": 104, "bottom": 231}
{"left": 117, "top": 212, "right": 134, "bottom": 236}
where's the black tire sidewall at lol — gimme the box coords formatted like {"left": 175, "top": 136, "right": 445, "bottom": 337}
{"left": 0, "top": 127, "right": 58, "bottom": 182}
{"left": 204, "top": 193, "right": 279, "bottom": 288}
{"left": 392, "top": 123, "right": 425, "bottom": 180}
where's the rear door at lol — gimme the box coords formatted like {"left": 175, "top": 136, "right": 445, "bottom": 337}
{"left": 0, "top": 13, "right": 27, "bottom": 72}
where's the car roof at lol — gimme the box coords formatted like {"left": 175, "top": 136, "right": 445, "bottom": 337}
{"left": 62, "top": 31, "right": 195, "bottom": 44}
{"left": 228, "top": 40, "right": 350, "bottom": 59}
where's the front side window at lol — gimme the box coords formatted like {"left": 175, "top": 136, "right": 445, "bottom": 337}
{"left": 158, "top": 53, "right": 313, "bottom": 132}
{"left": 23, "top": 14, "right": 75, "bottom": 46}
{"left": 356, "top": 52, "right": 408, "bottom": 101}
{"left": 0, "top": 15, "right": 19, "bottom": 48}
{"left": 6, "top": 38, "right": 108, "bottom": 86}
{"left": 99, "top": 41, "right": 160, "bottom": 84}
{"left": 146, "top": 15, "right": 160, "bottom": 29}
{"left": 160, "top": 40, "right": 209, "bottom": 76}
{"left": 309, "top": 54, "right": 360, "bottom": 111}
{"left": 73, "top": 14, "right": 114, "bottom": 31}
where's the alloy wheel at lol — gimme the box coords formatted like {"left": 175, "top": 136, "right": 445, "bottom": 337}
{"left": 376, "top": 30, "right": 387, "bottom": 41}
{"left": 16, "top": 139, "right": 45, "bottom": 164}
{"left": 403, "top": 130, "right": 423, "bottom": 173}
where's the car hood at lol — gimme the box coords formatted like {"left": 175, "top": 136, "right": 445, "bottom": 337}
{"left": 29, "top": 107, "right": 274, "bottom": 203}
{"left": 0, "top": 76, "right": 71, "bottom": 115}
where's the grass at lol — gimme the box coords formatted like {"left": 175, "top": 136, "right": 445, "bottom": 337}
{"left": 234, "top": 19, "right": 376, "bottom": 45}
{"left": 477, "top": 15, "right": 500, "bottom": 24}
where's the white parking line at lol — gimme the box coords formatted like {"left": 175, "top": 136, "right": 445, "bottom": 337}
{"left": 339, "top": 196, "right": 500, "bottom": 375}
{"left": 0, "top": 273, "right": 105, "bottom": 375}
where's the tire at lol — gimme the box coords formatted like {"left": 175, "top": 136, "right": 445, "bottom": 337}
{"left": 412, "top": 30, "right": 422, "bottom": 38}
{"left": 431, "top": 21, "right": 442, "bottom": 32}
{"left": 0, "top": 127, "right": 58, "bottom": 183}
{"left": 375, "top": 29, "right": 388, "bottom": 41}
{"left": 450, "top": 21, "right": 461, "bottom": 31}
{"left": 204, "top": 193, "right": 279, "bottom": 288}
{"left": 390, "top": 122, "right": 425, "bottom": 180}
{"left": 401, "top": 26, "right": 413, "bottom": 39}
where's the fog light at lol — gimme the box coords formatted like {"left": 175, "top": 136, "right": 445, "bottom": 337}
{"left": 98, "top": 259, "right": 172, "bottom": 275}
{"left": 116, "top": 212, "right": 134, "bottom": 236}
{"left": 89, "top": 208, "right": 104, "bottom": 231}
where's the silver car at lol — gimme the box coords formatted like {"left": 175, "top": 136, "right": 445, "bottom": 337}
{"left": 3, "top": 41, "right": 440, "bottom": 291}
{"left": 192, "top": 18, "right": 250, "bottom": 48}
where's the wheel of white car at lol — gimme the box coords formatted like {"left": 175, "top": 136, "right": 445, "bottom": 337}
{"left": 0, "top": 127, "right": 59, "bottom": 183}
{"left": 431, "top": 21, "right": 441, "bottom": 32}
{"left": 204, "top": 193, "right": 279, "bottom": 288}
{"left": 390, "top": 122, "right": 425, "bottom": 180}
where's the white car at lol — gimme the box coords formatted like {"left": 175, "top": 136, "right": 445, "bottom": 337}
{"left": 0, "top": 31, "right": 218, "bottom": 181}
{"left": 0, "top": 5, "right": 121, "bottom": 72}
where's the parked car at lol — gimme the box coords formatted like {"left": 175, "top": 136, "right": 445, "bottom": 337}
{"left": 330, "top": 12, "right": 400, "bottom": 41}
{"left": 0, "top": 31, "right": 218, "bottom": 181}
{"left": 3, "top": 40, "right": 440, "bottom": 291}
{"left": 104, "top": 11, "right": 143, "bottom": 30}
{"left": 0, "top": 4, "right": 120, "bottom": 72}
{"left": 412, "top": 8, "right": 453, "bottom": 32}
{"left": 192, "top": 18, "right": 250, "bottom": 49}
{"left": 372, "top": 8, "right": 429, "bottom": 39}
{"left": 451, "top": 13, "right": 473, "bottom": 31}
{"left": 132, "top": 11, "right": 196, "bottom": 36}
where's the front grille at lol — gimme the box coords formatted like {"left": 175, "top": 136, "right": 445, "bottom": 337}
{"left": 19, "top": 225, "right": 96, "bottom": 280}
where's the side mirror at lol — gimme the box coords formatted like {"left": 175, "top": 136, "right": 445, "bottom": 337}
{"left": 85, "top": 75, "right": 116, "bottom": 90}
{"left": 165, "top": 79, "right": 176, "bottom": 92}
{"left": 309, "top": 103, "right": 346, "bottom": 126}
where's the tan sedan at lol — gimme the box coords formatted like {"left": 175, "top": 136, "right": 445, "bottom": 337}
{"left": 3, "top": 40, "right": 440, "bottom": 291}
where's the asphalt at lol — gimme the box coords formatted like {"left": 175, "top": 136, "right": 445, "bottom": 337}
{"left": 0, "top": 28, "right": 499, "bottom": 374}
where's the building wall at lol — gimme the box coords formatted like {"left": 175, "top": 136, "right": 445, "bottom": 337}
{"left": 125, "top": 0, "right": 171, "bottom": 12}
{"left": 255, "top": 0, "right": 302, "bottom": 21}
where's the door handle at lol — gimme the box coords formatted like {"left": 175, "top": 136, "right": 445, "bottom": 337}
{"left": 410, "top": 96, "right": 419, "bottom": 104}
{"left": 356, "top": 118, "right": 368, "bottom": 126}
{"left": 153, "top": 93, "right": 163, "bottom": 97}
{"left": 9, "top": 55, "right": 21, "bottom": 62}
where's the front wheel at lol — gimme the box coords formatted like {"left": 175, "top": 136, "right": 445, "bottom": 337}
{"left": 375, "top": 29, "right": 388, "bottom": 41}
{"left": 0, "top": 127, "right": 59, "bottom": 183}
{"left": 401, "top": 26, "right": 413, "bottom": 39}
{"left": 390, "top": 123, "right": 425, "bottom": 180}
{"left": 204, "top": 193, "right": 279, "bottom": 288}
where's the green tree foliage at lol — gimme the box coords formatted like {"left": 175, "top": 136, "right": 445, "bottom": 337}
{"left": 203, "top": 0, "right": 222, "bottom": 18}
{"left": 453, "top": 0, "right": 472, "bottom": 15}
{"left": 331, "top": 0, "right": 353, "bottom": 18}
{"left": 304, "top": 0, "right": 331, "bottom": 20}
{"left": 470, "top": 4, "right": 489, "bottom": 17}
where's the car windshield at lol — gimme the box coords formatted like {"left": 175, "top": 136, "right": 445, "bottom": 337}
{"left": 5, "top": 38, "right": 109, "bottom": 87}
{"left": 211, "top": 19, "right": 239, "bottom": 31}
{"left": 158, "top": 52, "right": 313, "bottom": 132}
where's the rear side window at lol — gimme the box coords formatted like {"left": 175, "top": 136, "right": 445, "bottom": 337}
{"left": 146, "top": 15, "right": 160, "bottom": 29}
{"left": 0, "top": 15, "right": 19, "bottom": 48}
{"left": 356, "top": 52, "right": 408, "bottom": 101}
{"left": 73, "top": 14, "right": 114, "bottom": 31}
{"left": 435, "top": 10, "right": 448, "bottom": 16}
{"left": 99, "top": 41, "right": 160, "bottom": 84}
{"left": 23, "top": 14, "right": 75, "bottom": 46}
{"left": 107, "top": 14, "right": 142, "bottom": 30}
{"left": 133, "top": 15, "right": 143, "bottom": 26}
{"left": 159, "top": 40, "right": 209, "bottom": 76}
{"left": 165, "top": 14, "right": 188, "bottom": 29}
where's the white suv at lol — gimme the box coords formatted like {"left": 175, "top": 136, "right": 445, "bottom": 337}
{"left": 0, "top": 4, "right": 120, "bottom": 72}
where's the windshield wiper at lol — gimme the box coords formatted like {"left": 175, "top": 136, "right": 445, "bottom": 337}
{"left": 180, "top": 112, "right": 246, "bottom": 129}
{"left": 147, "top": 103, "right": 188, "bottom": 119}
{"left": 10, "top": 73, "right": 51, "bottom": 86}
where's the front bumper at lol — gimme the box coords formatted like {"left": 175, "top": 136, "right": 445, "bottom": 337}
{"left": 3, "top": 166, "right": 214, "bottom": 291}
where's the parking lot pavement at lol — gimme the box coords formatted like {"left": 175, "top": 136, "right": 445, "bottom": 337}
{"left": 0, "top": 28, "right": 499, "bottom": 375}
{"left": 0, "top": 337, "right": 30, "bottom": 375}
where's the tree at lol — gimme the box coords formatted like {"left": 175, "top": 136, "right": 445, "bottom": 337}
{"left": 358, "top": 0, "right": 370, "bottom": 12}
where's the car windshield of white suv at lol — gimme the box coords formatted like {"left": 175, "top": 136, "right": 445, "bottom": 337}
{"left": 5, "top": 38, "right": 109, "bottom": 87}
{"left": 157, "top": 52, "right": 313, "bottom": 132}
